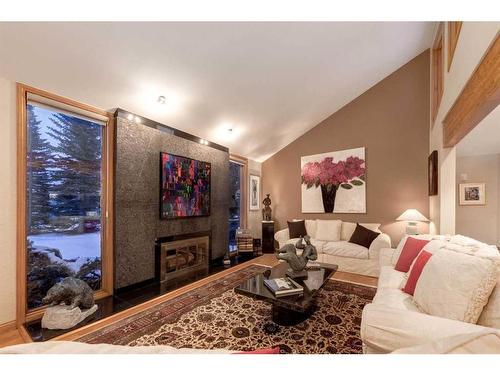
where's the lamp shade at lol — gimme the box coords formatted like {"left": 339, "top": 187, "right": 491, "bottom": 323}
{"left": 396, "top": 209, "right": 429, "bottom": 222}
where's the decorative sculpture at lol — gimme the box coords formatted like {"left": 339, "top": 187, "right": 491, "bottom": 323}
{"left": 43, "top": 277, "right": 95, "bottom": 309}
{"left": 41, "top": 277, "right": 98, "bottom": 330}
{"left": 276, "top": 235, "right": 318, "bottom": 278}
{"left": 262, "top": 193, "right": 272, "bottom": 221}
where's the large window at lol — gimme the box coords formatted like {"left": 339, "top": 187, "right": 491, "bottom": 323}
{"left": 18, "top": 84, "right": 113, "bottom": 320}
{"left": 228, "top": 155, "right": 248, "bottom": 253}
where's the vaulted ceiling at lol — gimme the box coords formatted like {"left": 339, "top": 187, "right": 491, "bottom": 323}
{"left": 0, "top": 22, "right": 435, "bottom": 161}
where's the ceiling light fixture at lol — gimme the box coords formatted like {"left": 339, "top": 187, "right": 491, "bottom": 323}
{"left": 127, "top": 113, "right": 134, "bottom": 121}
{"left": 157, "top": 95, "right": 167, "bottom": 105}
{"left": 134, "top": 116, "right": 141, "bottom": 124}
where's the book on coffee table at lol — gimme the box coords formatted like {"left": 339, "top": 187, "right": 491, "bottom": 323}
{"left": 264, "top": 277, "right": 304, "bottom": 297}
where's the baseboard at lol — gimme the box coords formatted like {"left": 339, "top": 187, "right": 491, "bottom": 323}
{"left": 0, "top": 320, "right": 17, "bottom": 335}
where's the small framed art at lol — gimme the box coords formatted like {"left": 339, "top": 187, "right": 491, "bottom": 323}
{"left": 459, "top": 183, "right": 486, "bottom": 206}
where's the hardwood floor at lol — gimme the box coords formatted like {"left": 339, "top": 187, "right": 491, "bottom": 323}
{"left": 0, "top": 322, "right": 24, "bottom": 349}
{"left": 0, "top": 254, "right": 377, "bottom": 347}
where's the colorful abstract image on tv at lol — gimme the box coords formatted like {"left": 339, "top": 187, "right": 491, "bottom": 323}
{"left": 160, "top": 153, "right": 211, "bottom": 219}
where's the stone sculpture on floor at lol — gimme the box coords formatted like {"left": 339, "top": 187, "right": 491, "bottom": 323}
{"left": 276, "top": 235, "right": 318, "bottom": 278}
{"left": 41, "top": 277, "right": 98, "bottom": 330}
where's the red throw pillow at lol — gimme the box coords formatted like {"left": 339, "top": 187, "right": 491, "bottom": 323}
{"left": 402, "top": 250, "right": 433, "bottom": 295}
{"left": 395, "top": 237, "right": 430, "bottom": 272}
{"left": 236, "top": 347, "right": 281, "bottom": 354}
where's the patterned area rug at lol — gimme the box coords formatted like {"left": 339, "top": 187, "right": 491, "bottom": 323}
{"left": 78, "top": 265, "right": 376, "bottom": 353}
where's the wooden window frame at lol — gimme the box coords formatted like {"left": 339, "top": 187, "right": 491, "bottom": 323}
{"left": 447, "top": 22, "right": 463, "bottom": 72}
{"left": 16, "top": 84, "right": 114, "bottom": 326}
{"left": 229, "top": 154, "right": 248, "bottom": 229}
{"left": 431, "top": 22, "right": 445, "bottom": 127}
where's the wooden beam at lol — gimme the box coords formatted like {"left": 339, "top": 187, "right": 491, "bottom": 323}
{"left": 443, "top": 33, "right": 500, "bottom": 147}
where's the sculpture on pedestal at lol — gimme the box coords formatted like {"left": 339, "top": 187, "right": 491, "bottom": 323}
{"left": 262, "top": 193, "right": 272, "bottom": 221}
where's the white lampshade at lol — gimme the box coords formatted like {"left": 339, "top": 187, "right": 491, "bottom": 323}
{"left": 396, "top": 209, "right": 429, "bottom": 222}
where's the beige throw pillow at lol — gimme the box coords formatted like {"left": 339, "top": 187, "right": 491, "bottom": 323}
{"left": 413, "top": 249, "right": 500, "bottom": 324}
{"left": 315, "top": 220, "right": 342, "bottom": 242}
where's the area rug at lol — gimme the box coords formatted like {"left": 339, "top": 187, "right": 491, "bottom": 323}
{"left": 78, "top": 264, "right": 376, "bottom": 353}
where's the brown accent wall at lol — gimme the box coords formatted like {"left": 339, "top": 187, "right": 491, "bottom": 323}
{"left": 262, "top": 50, "right": 430, "bottom": 245}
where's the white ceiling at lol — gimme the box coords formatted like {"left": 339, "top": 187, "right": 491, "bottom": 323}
{"left": 0, "top": 22, "right": 435, "bottom": 161}
{"left": 457, "top": 105, "right": 500, "bottom": 157}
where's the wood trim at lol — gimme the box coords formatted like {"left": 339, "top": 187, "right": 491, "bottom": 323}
{"left": 20, "top": 84, "right": 109, "bottom": 118}
{"left": 431, "top": 22, "right": 445, "bottom": 127}
{"left": 230, "top": 154, "right": 248, "bottom": 229}
{"left": 17, "top": 324, "right": 33, "bottom": 343}
{"left": 0, "top": 320, "right": 17, "bottom": 335}
{"left": 443, "top": 33, "right": 500, "bottom": 148}
{"left": 16, "top": 83, "right": 114, "bottom": 327}
{"left": 16, "top": 84, "right": 28, "bottom": 328}
{"left": 101, "top": 116, "right": 115, "bottom": 295}
{"left": 447, "top": 22, "right": 463, "bottom": 72}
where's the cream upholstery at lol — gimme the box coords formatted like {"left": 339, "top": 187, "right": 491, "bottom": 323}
{"left": 361, "top": 234, "right": 500, "bottom": 354}
{"left": 275, "top": 220, "right": 391, "bottom": 277}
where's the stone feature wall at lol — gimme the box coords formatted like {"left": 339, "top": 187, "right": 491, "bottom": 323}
{"left": 115, "top": 116, "right": 229, "bottom": 289}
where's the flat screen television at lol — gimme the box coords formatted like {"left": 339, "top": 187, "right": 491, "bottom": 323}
{"left": 160, "top": 152, "right": 211, "bottom": 219}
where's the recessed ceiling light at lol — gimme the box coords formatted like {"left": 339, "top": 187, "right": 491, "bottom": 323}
{"left": 127, "top": 113, "right": 134, "bottom": 121}
{"left": 135, "top": 116, "right": 141, "bottom": 124}
{"left": 157, "top": 95, "right": 167, "bottom": 105}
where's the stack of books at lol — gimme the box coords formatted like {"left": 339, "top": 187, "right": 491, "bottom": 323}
{"left": 237, "top": 234, "right": 253, "bottom": 253}
{"left": 264, "top": 277, "right": 304, "bottom": 297}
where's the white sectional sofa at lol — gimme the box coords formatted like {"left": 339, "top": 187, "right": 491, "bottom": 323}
{"left": 361, "top": 234, "right": 500, "bottom": 354}
{"left": 274, "top": 220, "right": 391, "bottom": 277}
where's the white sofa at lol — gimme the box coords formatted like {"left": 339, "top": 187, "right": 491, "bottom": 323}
{"left": 274, "top": 220, "right": 391, "bottom": 277}
{"left": 361, "top": 234, "right": 500, "bottom": 354}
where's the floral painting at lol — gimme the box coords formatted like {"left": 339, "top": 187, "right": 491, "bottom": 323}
{"left": 301, "top": 147, "right": 366, "bottom": 213}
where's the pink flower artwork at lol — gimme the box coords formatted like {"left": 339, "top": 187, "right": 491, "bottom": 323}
{"left": 301, "top": 149, "right": 366, "bottom": 213}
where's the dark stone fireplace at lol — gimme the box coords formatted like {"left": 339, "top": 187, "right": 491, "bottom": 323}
{"left": 114, "top": 109, "right": 230, "bottom": 290}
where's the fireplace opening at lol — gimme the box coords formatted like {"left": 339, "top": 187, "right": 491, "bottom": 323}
{"left": 155, "top": 232, "right": 211, "bottom": 287}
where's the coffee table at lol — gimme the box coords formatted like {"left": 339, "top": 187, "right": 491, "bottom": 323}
{"left": 234, "top": 262, "right": 337, "bottom": 326}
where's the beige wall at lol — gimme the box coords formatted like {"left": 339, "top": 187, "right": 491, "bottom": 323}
{"left": 429, "top": 22, "right": 500, "bottom": 236}
{"left": 456, "top": 154, "right": 500, "bottom": 246}
{"left": 247, "top": 158, "right": 262, "bottom": 239}
{"left": 0, "top": 76, "right": 17, "bottom": 325}
{"left": 262, "top": 51, "right": 430, "bottom": 246}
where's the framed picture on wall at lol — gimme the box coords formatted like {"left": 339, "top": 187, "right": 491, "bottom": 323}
{"left": 428, "top": 150, "right": 438, "bottom": 196}
{"left": 249, "top": 175, "right": 260, "bottom": 211}
{"left": 459, "top": 183, "right": 486, "bottom": 205}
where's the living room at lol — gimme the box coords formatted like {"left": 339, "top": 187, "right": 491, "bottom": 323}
{"left": 0, "top": 1, "right": 499, "bottom": 372}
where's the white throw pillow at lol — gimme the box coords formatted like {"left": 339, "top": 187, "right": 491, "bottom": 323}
{"left": 314, "top": 220, "right": 342, "bottom": 242}
{"left": 340, "top": 222, "right": 381, "bottom": 241}
{"left": 413, "top": 249, "right": 500, "bottom": 324}
{"left": 304, "top": 220, "right": 317, "bottom": 238}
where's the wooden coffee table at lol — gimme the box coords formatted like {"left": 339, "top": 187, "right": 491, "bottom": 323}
{"left": 234, "top": 261, "right": 337, "bottom": 326}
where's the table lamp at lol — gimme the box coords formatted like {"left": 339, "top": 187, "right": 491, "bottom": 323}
{"left": 396, "top": 209, "right": 429, "bottom": 235}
